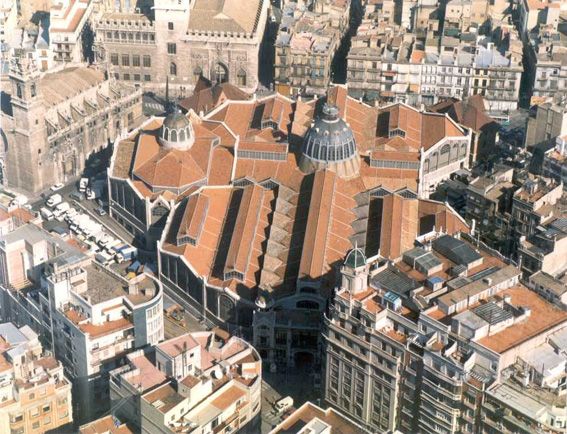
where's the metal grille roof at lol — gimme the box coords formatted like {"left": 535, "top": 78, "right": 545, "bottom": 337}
{"left": 473, "top": 302, "right": 513, "bottom": 325}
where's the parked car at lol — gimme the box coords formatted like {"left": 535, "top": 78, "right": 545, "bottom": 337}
{"left": 274, "top": 397, "right": 294, "bottom": 414}
{"left": 50, "top": 183, "right": 64, "bottom": 192}
{"left": 79, "top": 177, "right": 89, "bottom": 192}
{"left": 46, "top": 194, "right": 62, "bottom": 208}
{"left": 70, "top": 190, "right": 84, "bottom": 201}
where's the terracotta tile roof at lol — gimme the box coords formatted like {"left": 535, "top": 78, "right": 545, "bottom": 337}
{"left": 80, "top": 415, "right": 135, "bottom": 434}
{"left": 143, "top": 382, "right": 185, "bottom": 414}
{"left": 128, "top": 355, "right": 167, "bottom": 391}
{"left": 271, "top": 402, "right": 362, "bottom": 434}
{"left": 211, "top": 385, "right": 246, "bottom": 411}
{"left": 188, "top": 0, "right": 263, "bottom": 34}
{"left": 79, "top": 317, "right": 133, "bottom": 338}
{"left": 477, "top": 285, "right": 567, "bottom": 354}
{"left": 179, "top": 82, "right": 250, "bottom": 114}
{"left": 299, "top": 170, "right": 356, "bottom": 281}
{"left": 158, "top": 334, "right": 199, "bottom": 357}
{"left": 380, "top": 194, "right": 419, "bottom": 260}
{"left": 225, "top": 184, "right": 265, "bottom": 276}
{"left": 178, "top": 194, "right": 209, "bottom": 242}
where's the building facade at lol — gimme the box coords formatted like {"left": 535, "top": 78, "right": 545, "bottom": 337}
{"left": 0, "top": 322, "right": 73, "bottom": 434}
{"left": 92, "top": 0, "right": 268, "bottom": 95}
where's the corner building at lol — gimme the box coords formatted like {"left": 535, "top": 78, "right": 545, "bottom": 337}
{"left": 324, "top": 232, "right": 567, "bottom": 434}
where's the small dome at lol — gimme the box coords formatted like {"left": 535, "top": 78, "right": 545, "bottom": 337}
{"left": 344, "top": 247, "right": 366, "bottom": 269}
{"left": 159, "top": 109, "right": 195, "bottom": 151}
{"left": 299, "top": 103, "right": 360, "bottom": 178}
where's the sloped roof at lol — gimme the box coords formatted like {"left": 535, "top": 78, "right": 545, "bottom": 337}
{"left": 188, "top": 0, "right": 263, "bottom": 34}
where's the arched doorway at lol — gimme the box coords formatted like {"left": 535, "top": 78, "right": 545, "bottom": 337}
{"left": 214, "top": 63, "right": 228, "bottom": 84}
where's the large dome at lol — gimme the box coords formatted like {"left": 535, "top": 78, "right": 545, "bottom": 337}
{"left": 299, "top": 103, "right": 360, "bottom": 178}
{"left": 159, "top": 109, "right": 195, "bottom": 151}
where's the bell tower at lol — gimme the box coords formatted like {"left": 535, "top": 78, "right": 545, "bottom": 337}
{"left": 5, "top": 52, "right": 47, "bottom": 192}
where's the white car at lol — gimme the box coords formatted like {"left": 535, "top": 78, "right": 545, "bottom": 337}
{"left": 50, "top": 183, "right": 64, "bottom": 192}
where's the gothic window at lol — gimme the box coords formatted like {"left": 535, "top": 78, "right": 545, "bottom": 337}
{"left": 179, "top": 129, "right": 185, "bottom": 141}
{"left": 170, "top": 62, "right": 177, "bottom": 76}
{"left": 214, "top": 63, "right": 228, "bottom": 83}
{"left": 170, "top": 129, "right": 177, "bottom": 142}
{"left": 237, "top": 69, "right": 247, "bottom": 86}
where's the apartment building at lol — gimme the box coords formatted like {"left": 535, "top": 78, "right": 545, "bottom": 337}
{"left": 323, "top": 232, "right": 567, "bottom": 434}
{"left": 49, "top": 0, "right": 94, "bottom": 65}
{"left": 509, "top": 176, "right": 564, "bottom": 243}
{"left": 526, "top": 95, "right": 567, "bottom": 148}
{"left": 519, "top": 0, "right": 567, "bottom": 104}
{"left": 274, "top": 0, "right": 350, "bottom": 96}
{"left": 518, "top": 216, "right": 567, "bottom": 277}
{"left": 1, "top": 53, "right": 142, "bottom": 194}
{"left": 526, "top": 271, "right": 567, "bottom": 309}
{"left": 92, "top": 0, "right": 268, "bottom": 95}
{"left": 347, "top": 2, "right": 523, "bottom": 111}
{"left": 109, "top": 329, "right": 262, "bottom": 433}
{"left": 0, "top": 0, "right": 18, "bottom": 47}
{"left": 0, "top": 322, "right": 73, "bottom": 434}
{"left": 544, "top": 136, "right": 567, "bottom": 189}
{"left": 0, "top": 223, "right": 164, "bottom": 423}
{"left": 465, "top": 166, "right": 517, "bottom": 251}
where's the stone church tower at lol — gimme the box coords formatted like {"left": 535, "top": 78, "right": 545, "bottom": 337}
{"left": 5, "top": 55, "right": 47, "bottom": 192}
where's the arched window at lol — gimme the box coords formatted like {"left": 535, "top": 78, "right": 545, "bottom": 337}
{"left": 430, "top": 152, "right": 438, "bottom": 171}
{"left": 424, "top": 158, "right": 430, "bottom": 174}
{"left": 237, "top": 69, "right": 247, "bottom": 86}
{"left": 170, "top": 62, "right": 177, "bottom": 76}
{"left": 163, "top": 128, "right": 169, "bottom": 141}
{"left": 193, "top": 66, "right": 202, "bottom": 83}
{"left": 179, "top": 129, "right": 185, "bottom": 141}
{"left": 214, "top": 63, "right": 228, "bottom": 83}
{"left": 170, "top": 129, "right": 177, "bottom": 142}
{"left": 459, "top": 142, "right": 467, "bottom": 158}
{"left": 451, "top": 143, "right": 459, "bottom": 162}
{"left": 439, "top": 144, "right": 450, "bottom": 166}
